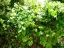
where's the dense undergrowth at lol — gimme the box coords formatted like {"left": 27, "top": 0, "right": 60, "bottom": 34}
{"left": 0, "top": 0, "right": 64, "bottom": 48}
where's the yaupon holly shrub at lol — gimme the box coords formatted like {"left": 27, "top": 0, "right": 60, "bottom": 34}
{"left": 0, "top": 0, "right": 64, "bottom": 48}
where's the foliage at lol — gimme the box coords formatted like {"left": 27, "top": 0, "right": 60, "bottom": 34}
{"left": 0, "top": 0, "right": 64, "bottom": 48}
{"left": 52, "top": 0, "right": 64, "bottom": 3}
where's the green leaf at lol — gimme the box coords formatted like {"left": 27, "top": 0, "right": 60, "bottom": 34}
{"left": 22, "top": 31, "right": 26, "bottom": 35}
{"left": 29, "top": 37, "right": 33, "bottom": 40}
{"left": 24, "top": 22, "right": 30, "bottom": 27}
{"left": 51, "top": 10, "right": 57, "bottom": 18}
{"left": 22, "top": 36, "right": 28, "bottom": 42}
{"left": 46, "top": 42, "right": 52, "bottom": 48}
{"left": 28, "top": 16, "right": 32, "bottom": 21}
{"left": 40, "top": 37, "right": 46, "bottom": 46}
{"left": 28, "top": 40, "right": 33, "bottom": 46}
{"left": 18, "top": 28, "right": 22, "bottom": 33}
{"left": 38, "top": 26, "right": 45, "bottom": 30}
{"left": 22, "top": 26, "right": 26, "bottom": 30}
{"left": 36, "top": 31, "right": 43, "bottom": 36}
{"left": 18, "top": 24, "right": 22, "bottom": 28}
